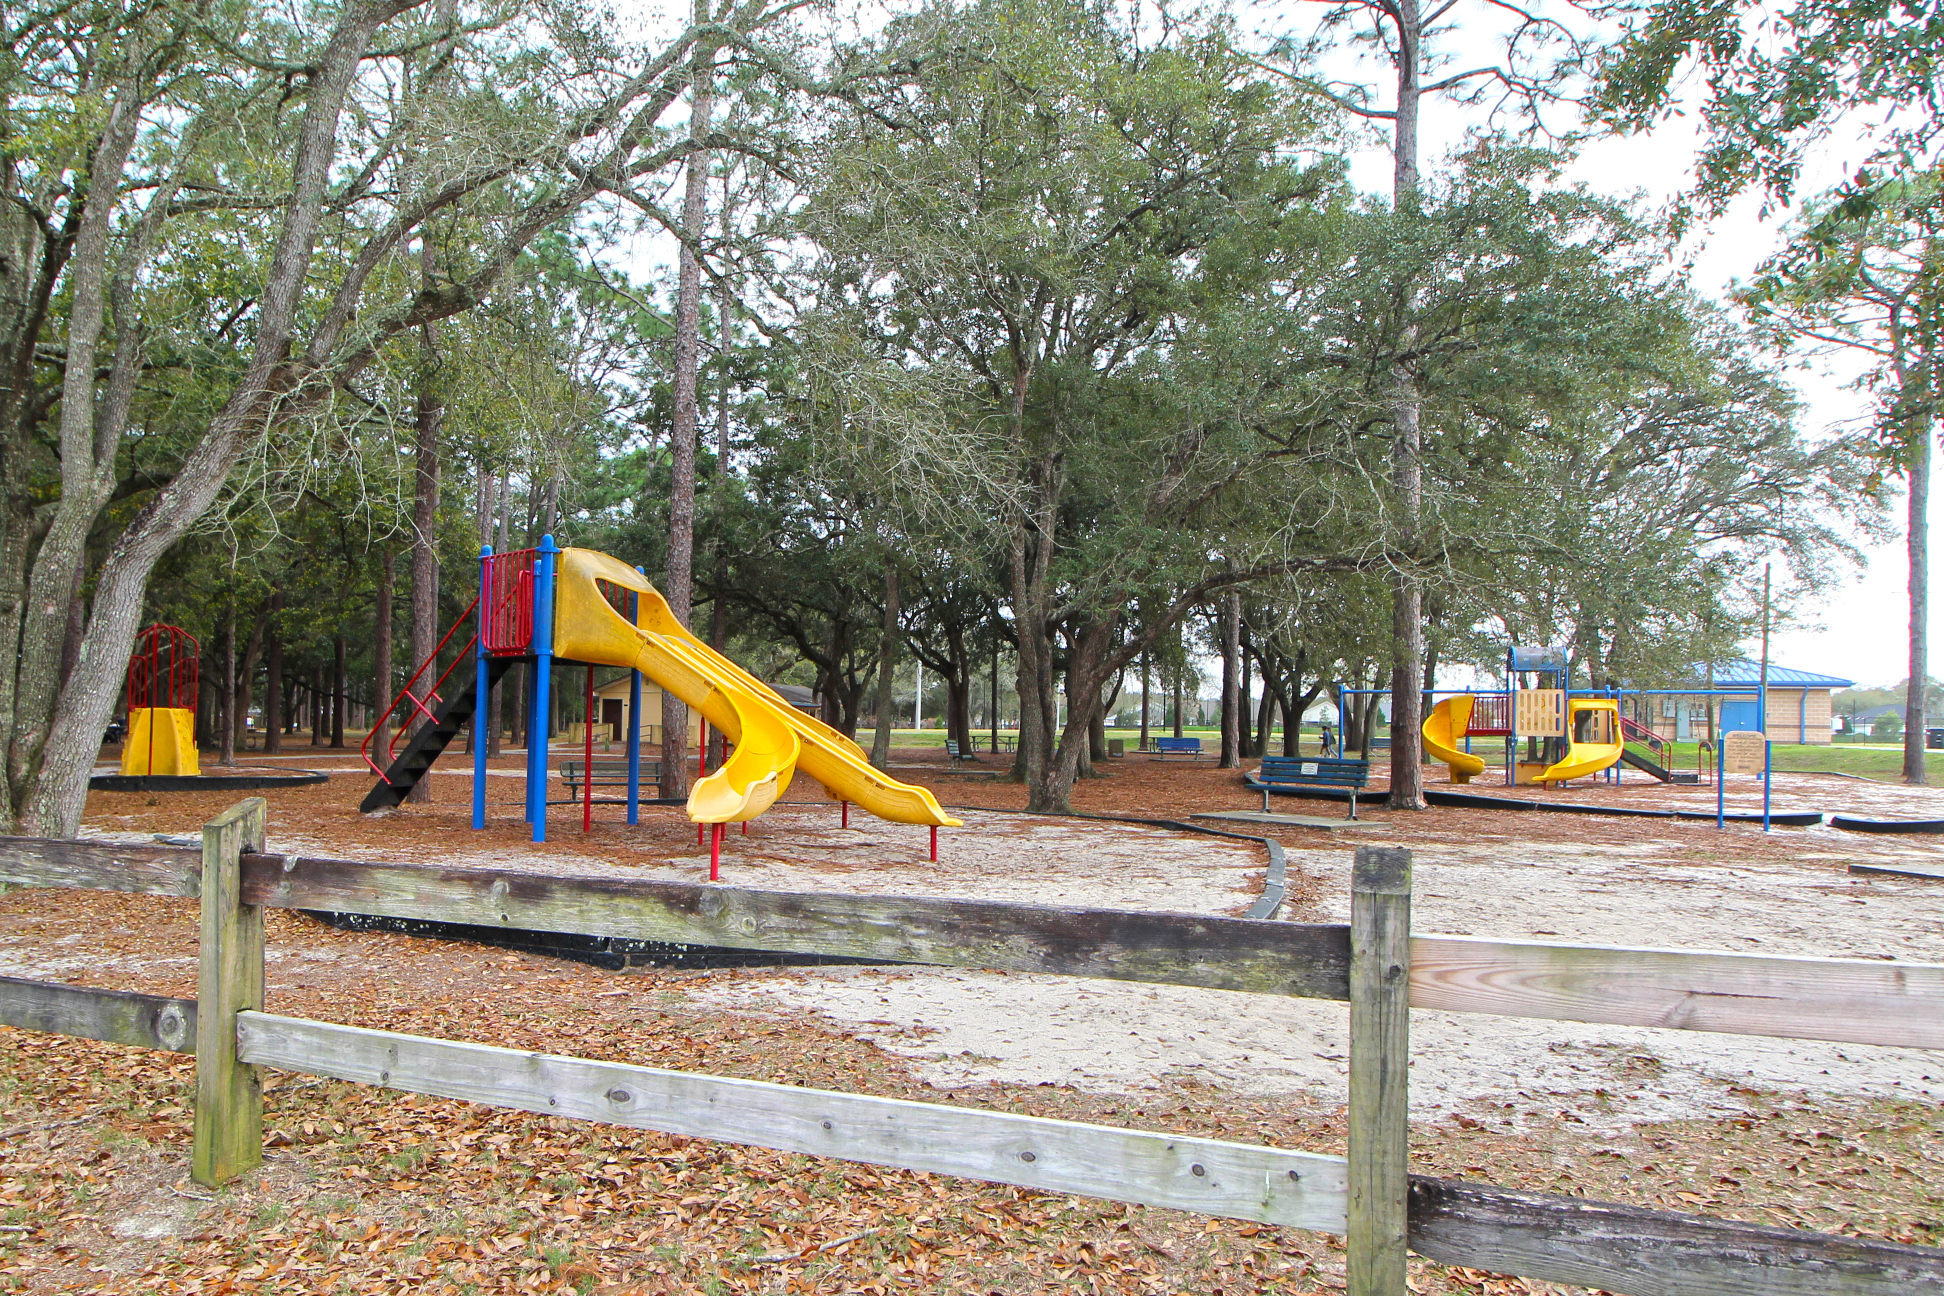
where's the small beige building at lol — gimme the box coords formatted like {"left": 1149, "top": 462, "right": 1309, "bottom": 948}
{"left": 1635, "top": 660, "right": 1851, "bottom": 745}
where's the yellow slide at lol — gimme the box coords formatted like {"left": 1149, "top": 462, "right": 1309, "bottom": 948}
{"left": 1535, "top": 698, "right": 1623, "bottom": 784}
{"left": 550, "top": 548, "right": 961, "bottom": 827}
{"left": 1422, "top": 696, "right": 1487, "bottom": 784}
{"left": 121, "top": 707, "right": 200, "bottom": 776}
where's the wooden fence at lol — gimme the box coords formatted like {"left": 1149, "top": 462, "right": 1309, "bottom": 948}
{"left": 1, "top": 799, "right": 1941, "bottom": 1296}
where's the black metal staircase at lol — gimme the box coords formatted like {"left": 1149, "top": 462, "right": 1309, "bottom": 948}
{"left": 1618, "top": 746, "right": 1699, "bottom": 784}
{"left": 360, "top": 655, "right": 520, "bottom": 813}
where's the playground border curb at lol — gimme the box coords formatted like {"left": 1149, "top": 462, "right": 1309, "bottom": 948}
{"left": 1828, "top": 814, "right": 1944, "bottom": 835}
{"left": 1242, "top": 775, "right": 1828, "bottom": 826}
{"left": 91, "top": 769, "right": 332, "bottom": 792}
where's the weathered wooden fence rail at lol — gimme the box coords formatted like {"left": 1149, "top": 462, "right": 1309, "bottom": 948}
{"left": 1, "top": 807, "right": 1941, "bottom": 1296}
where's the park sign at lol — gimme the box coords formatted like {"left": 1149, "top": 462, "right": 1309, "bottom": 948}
{"left": 1722, "top": 730, "right": 1767, "bottom": 775}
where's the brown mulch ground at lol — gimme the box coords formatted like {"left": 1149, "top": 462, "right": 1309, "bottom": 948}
{"left": 0, "top": 747, "right": 1934, "bottom": 1293}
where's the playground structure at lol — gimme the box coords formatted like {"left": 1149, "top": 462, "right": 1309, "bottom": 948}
{"left": 361, "top": 537, "right": 960, "bottom": 862}
{"left": 1415, "top": 646, "right": 1626, "bottom": 789}
{"left": 121, "top": 624, "right": 200, "bottom": 777}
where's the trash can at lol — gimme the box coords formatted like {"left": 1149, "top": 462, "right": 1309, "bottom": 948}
{"left": 1927, "top": 728, "right": 1944, "bottom": 751}
{"left": 1107, "top": 739, "right": 1126, "bottom": 758}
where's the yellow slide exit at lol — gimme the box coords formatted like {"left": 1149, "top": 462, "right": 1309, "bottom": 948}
{"left": 1422, "top": 696, "right": 1487, "bottom": 783}
{"left": 549, "top": 548, "right": 960, "bottom": 828}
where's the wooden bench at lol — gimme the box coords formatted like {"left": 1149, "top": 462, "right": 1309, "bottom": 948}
{"left": 1251, "top": 756, "right": 1372, "bottom": 819}
{"left": 1153, "top": 736, "right": 1203, "bottom": 759}
{"left": 560, "top": 757, "right": 662, "bottom": 799}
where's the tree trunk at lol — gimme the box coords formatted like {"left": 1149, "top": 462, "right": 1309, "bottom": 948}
{"left": 58, "top": 559, "right": 86, "bottom": 692}
{"left": 16, "top": 0, "right": 437, "bottom": 837}
{"left": 219, "top": 613, "right": 236, "bottom": 766}
{"left": 870, "top": 564, "right": 899, "bottom": 770}
{"left": 372, "top": 551, "right": 393, "bottom": 750}
{"left": 660, "top": 65, "right": 712, "bottom": 802}
{"left": 1384, "top": 0, "right": 1429, "bottom": 811}
{"left": 1906, "top": 428, "right": 1929, "bottom": 784}
{"left": 331, "top": 634, "right": 346, "bottom": 747}
{"left": 1254, "top": 672, "right": 1274, "bottom": 761}
{"left": 1219, "top": 594, "right": 1240, "bottom": 769}
{"left": 1138, "top": 648, "right": 1151, "bottom": 753}
{"left": 405, "top": 239, "right": 443, "bottom": 802}
{"left": 234, "top": 611, "right": 265, "bottom": 755}
{"left": 263, "top": 600, "right": 284, "bottom": 754}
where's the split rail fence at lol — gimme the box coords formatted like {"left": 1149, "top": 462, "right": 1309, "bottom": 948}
{"left": 1, "top": 799, "right": 1942, "bottom": 1296}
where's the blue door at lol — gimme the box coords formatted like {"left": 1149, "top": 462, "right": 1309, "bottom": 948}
{"left": 1718, "top": 699, "right": 1760, "bottom": 734}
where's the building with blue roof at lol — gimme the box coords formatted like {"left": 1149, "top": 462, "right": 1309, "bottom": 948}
{"left": 1635, "top": 660, "right": 1855, "bottom": 745}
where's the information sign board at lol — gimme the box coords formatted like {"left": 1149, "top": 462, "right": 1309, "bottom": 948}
{"left": 1722, "top": 730, "right": 1767, "bottom": 775}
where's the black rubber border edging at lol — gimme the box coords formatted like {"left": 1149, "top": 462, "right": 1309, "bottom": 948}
{"left": 1829, "top": 815, "right": 1944, "bottom": 835}
{"left": 1242, "top": 775, "right": 1827, "bottom": 826}
{"left": 91, "top": 769, "right": 331, "bottom": 792}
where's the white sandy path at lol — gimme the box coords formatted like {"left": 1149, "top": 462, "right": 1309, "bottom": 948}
{"left": 693, "top": 832, "right": 1944, "bottom": 1123}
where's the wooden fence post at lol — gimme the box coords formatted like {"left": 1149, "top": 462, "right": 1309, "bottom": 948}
{"left": 193, "top": 797, "right": 267, "bottom": 1187}
{"left": 1348, "top": 844, "right": 1411, "bottom": 1296}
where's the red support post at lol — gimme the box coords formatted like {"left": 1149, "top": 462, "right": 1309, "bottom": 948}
{"left": 841, "top": 800, "right": 849, "bottom": 828}
{"left": 930, "top": 825, "right": 938, "bottom": 862}
{"left": 583, "top": 665, "right": 595, "bottom": 833}
{"left": 709, "top": 822, "right": 723, "bottom": 881}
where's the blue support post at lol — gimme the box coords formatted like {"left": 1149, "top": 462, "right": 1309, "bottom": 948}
{"left": 1761, "top": 669, "right": 1772, "bottom": 833}
{"left": 1716, "top": 725, "right": 1726, "bottom": 829}
{"left": 527, "top": 535, "right": 558, "bottom": 843}
{"left": 473, "top": 545, "right": 493, "bottom": 830}
{"left": 628, "top": 568, "right": 645, "bottom": 825}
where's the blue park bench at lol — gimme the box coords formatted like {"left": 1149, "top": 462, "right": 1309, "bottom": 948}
{"left": 1152, "top": 737, "right": 1203, "bottom": 758}
{"left": 1248, "top": 756, "right": 1372, "bottom": 820}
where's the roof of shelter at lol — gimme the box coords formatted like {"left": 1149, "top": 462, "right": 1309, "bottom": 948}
{"left": 1706, "top": 659, "right": 1855, "bottom": 689}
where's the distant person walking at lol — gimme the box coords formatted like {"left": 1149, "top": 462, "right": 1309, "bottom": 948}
{"left": 1318, "top": 723, "right": 1336, "bottom": 757}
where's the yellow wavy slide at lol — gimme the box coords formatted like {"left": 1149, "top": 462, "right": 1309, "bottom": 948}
{"left": 550, "top": 548, "right": 960, "bottom": 827}
{"left": 1537, "top": 699, "right": 1624, "bottom": 784}
{"left": 1422, "top": 696, "right": 1487, "bottom": 784}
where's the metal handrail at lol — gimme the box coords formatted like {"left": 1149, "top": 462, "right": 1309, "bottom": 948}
{"left": 360, "top": 595, "right": 480, "bottom": 780}
{"left": 1618, "top": 714, "right": 1666, "bottom": 755}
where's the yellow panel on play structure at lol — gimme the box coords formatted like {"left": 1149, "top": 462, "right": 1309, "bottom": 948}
{"left": 122, "top": 707, "right": 200, "bottom": 776}
{"left": 1513, "top": 689, "right": 1566, "bottom": 738}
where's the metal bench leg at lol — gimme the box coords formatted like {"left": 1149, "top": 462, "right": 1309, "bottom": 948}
{"left": 1262, "top": 786, "right": 1271, "bottom": 814}
{"left": 1348, "top": 791, "right": 1358, "bottom": 821}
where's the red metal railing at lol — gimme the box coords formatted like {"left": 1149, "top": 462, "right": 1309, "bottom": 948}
{"left": 128, "top": 625, "right": 199, "bottom": 712}
{"left": 1620, "top": 714, "right": 1666, "bottom": 758}
{"left": 1466, "top": 694, "right": 1511, "bottom": 735}
{"left": 481, "top": 549, "right": 536, "bottom": 656}
{"left": 360, "top": 595, "right": 480, "bottom": 779}
{"left": 361, "top": 548, "right": 544, "bottom": 780}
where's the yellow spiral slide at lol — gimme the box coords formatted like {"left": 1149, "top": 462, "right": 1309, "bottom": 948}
{"left": 550, "top": 548, "right": 960, "bottom": 828}
{"left": 1422, "top": 696, "right": 1487, "bottom": 784}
